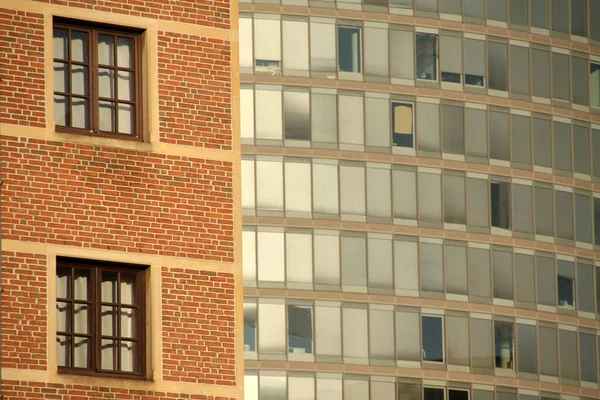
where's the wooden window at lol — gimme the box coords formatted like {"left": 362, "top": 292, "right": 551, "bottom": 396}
{"left": 53, "top": 21, "right": 142, "bottom": 138}
{"left": 56, "top": 258, "right": 146, "bottom": 377}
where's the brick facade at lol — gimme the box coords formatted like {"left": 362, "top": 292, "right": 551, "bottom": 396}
{"left": 0, "top": 0, "right": 239, "bottom": 398}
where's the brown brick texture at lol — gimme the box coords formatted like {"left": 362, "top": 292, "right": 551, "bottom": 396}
{"left": 1, "top": 137, "right": 234, "bottom": 260}
{"left": 1, "top": 381, "right": 235, "bottom": 400}
{"left": 1, "top": 252, "right": 48, "bottom": 370}
{"left": 0, "top": 8, "right": 45, "bottom": 128}
{"left": 162, "top": 267, "right": 236, "bottom": 385}
{"left": 30, "top": 0, "right": 230, "bottom": 29}
{"left": 158, "top": 32, "right": 232, "bottom": 150}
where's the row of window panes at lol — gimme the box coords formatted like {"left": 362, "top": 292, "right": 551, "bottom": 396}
{"left": 241, "top": 86, "right": 600, "bottom": 177}
{"left": 241, "top": 0, "right": 599, "bottom": 43}
{"left": 245, "top": 371, "right": 595, "bottom": 400}
{"left": 242, "top": 158, "right": 600, "bottom": 245}
{"left": 243, "top": 228, "right": 599, "bottom": 315}
{"left": 244, "top": 298, "right": 599, "bottom": 384}
{"left": 241, "top": 16, "right": 600, "bottom": 107}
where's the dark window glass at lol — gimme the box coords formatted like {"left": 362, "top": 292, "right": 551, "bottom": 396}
{"left": 416, "top": 34, "right": 438, "bottom": 81}
{"left": 491, "top": 181, "right": 510, "bottom": 229}
{"left": 338, "top": 27, "right": 362, "bottom": 73}
{"left": 422, "top": 315, "right": 444, "bottom": 362}
{"left": 288, "top": 305, "right": 313, "bottom": 354}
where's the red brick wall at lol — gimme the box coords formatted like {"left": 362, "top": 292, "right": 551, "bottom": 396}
{"left": 0, "top": 8, "right": 45, "bottom": 128}
{"left": 158, "top": 32, "right": 232, "bottom": 150}
{"left": 162, "top": 267, "right": 236, "bottom": 385}
{"left": 1, "top": 136, "right": 234, "bottom": 261}
{"left": 1, "top": 252, "right": 47, "bottom": 370}
{"left": 30, "top": 0, "right": 230, "bottom": 28}
{"left": 1, "top": 381, "right": 235, "bottom": 400}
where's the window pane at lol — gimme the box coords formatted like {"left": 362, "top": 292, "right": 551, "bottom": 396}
{"left": 552, "top": 53, "right": 569, "bottom": 101}
{"left": 592, "top": 0, "right": 600, "bottom": 40}
{"left": 343, "top": 306, "right": 369, "bottom": 363}
{"left": 340, "top": 164, "right": 365, "bottom": 218}
{"left": 366, "top": 97, "right": 390, "bottom": 148}
{"left": 289, "top": 376, "right": 315, "bottom": 400}
{"left": 487, "top": 0, "right": 507, "bottom": 21}
{"left": 339, "top": 95, "right": 364, "bottom": 146}
{"left": 317, "top": 376, "right": 342, "bottom": 400}
{"left": 559, "top": 329, "right": 578, "bottom": 380}
{"left": 394, "top": 238, "right": 419, "bottom": 293}
{"left": 491, "top": 181, "right": 510, "bottom": 229}
{"left": 367, "top": 166, "right": 392, "bottom": 221}
{"left": 445, "top": 244, "right": 467, "bottom": 295}
{"left": 517, "top": 323, "right": 537, "bottom": 374}
{"left": 244, "top": 300, "right": 257, "bottom": 353}
{"left": 256, "top": 87, "right": 282, "bottom": 140}
{"left": 285, "top": 160, "right": 311, "bottom": 215}
{"left": 573, "top": 57, "right": 589, "bottom": 105}
{"left": 257, "top": 229, "right": 285, "bottom": 285}
{"left": 494, "top": 320, "right": 514, "bottom": 369}
{"left": 515, "top": 254, "right": 535, "bottom": 307}
{"left": 490, "top": 111, "right": 510, "bottom": 161}
{"left": 580, "top": 332, "right": 597, "bottom": 382}
{"left": 578, "top": 262, "right": 595, "bottom": 313}
{"left": 364, "top": 26, "right": 389, "bottom": 80}
{"left": 537, "top": 255, "right": 556, "bottom": 306}
{"left": 444, "top": 174, "right": 466, "bottom": 225}
{"left": 257, "top": 158, "right": 283, "bottom": 213}
{"left": 243, "top": 230, "right": 256, "bottom": 285}
{"left": 510, "top": 0, "right": 528, "bottom": 26}
{"left": 471, "top": 318, "right": 494, "bottom": 372}
{"left": 424, "top": 388, "right": 444, "bottom": 400}
{"left": 338, "top": 27, "right": 361, "bottom": 74}
{"left": 574, "top": 125, "right": 590, "bottom": 175}
{"left": 286, "top": 231, "right": 313, "bottom": 286}
{"left": 241, "top": 86, "right": 254, "bottom": 140}
{"left": 396, "top": 308, "right": 420, "bottom": 361}
{"left": 259, "top": 302, "right": 286, "bottom": 357}
{"left": 422, "top": 315, "right": 444, "bottom": 362}
{"left": 555, "top": 190, "right": 574, "bottom": 241}
{"left": 532, "top": 49, "right": 550, "bottom": 98}
{"left": 344, "top": 379, "right": 369, "bottom": 400}
{"left": 440, "top": 35, "right": 462, "bottom": 82}
{"left": 493, "top": 249, "right": 513, "bottom": 300}
{"left": 260, "top": 373, "right": 286, "bottom": 400}
{"left": 531, "top": 0, "right": 549, "bottom": 29}
{"left": 470, "top": 247, "right": 491, "bottom": 301}
{"left": 311, "top": 93, "right": 337, "bottom": 145}
{"left": 554, "top": 122, "right": 572, "bottom": 173}
{"left": 511, "top": 114, "right": 531, "bottom": 166}
{"left": 369, "top": 308, "right": 395, "bottom": 365}
{"left": 283, "top": 20, "right": 309, "bottom": 76}
{"left": 446, "top": 313, "right": 469, "bottom": 365}
{"left": 571, "top": 0, "right": 587, "bottom": 36}
{"left": 315, "top": 302, "right": 341, "bottom": 360}
{"left": 513, "top": 184, "right": 532, "bottom": 234}
{"left": 442, "top": 104, "right": 464, "bottom": 155}
{"left": 416, "top": 34, "right": 438, "bottom": 81}
{"left": 393, "top": 169, "right": 417, "bottom": 221}
{"left": 254, "top": 17, "right": 281, "bottom": 73}
{"left": 465, "top": 108, "right": 488, "bottom": 158}
{"left": 416, "top": 0, "right": 438, "bottom": 13}
{"left": 417, "top": 102, "right": 440, "bottom": 153}
{"left": 539, "top": 325, "right": 558, "bottom": 376}
{"left": 465, "top": 0, "right": 485, "bottom": 18}
{"left": 310, "top": 21, "right": 336, "bottom": 77}
{"left": 368, "top": 236, "right": 393, "bottom": 293}
{"left": 239, "top": 17, "right": 253, "bottom": 71}
{"left": 468, "top": 178, "right": 489, "bottom": 230}
{"left": 488, "top": 42, "right": 507, "bottom": 91}
{"left": 510, "top": 46, "right": 529, "bottom": 95}
{"left": 576, "top": 193, "right": 592, "bottom": 243}
{"left": 392, "top": 102, "right": 414, "bottom": 148}
{"left": 371, "top": 381, "right": 395, "bottom": 400}
{"left": 465, "top": 39, "right": 485, "bottom": 86}
{"left": 557, "top": 260, "right": 575, "bottom": 309}
{"left": 314, "top": 232, "right": 340, "bottom": 288}
{"left": 341, "top": 234, "right": 367, "bottom": 292}
{"left": 535, "top": 186, "right": 554, "bottom": 236}
{"left": 420, "top": 242, "right": 443, "bottom": 294}
{"left": 313, "top": 162, "right": 338, "bottom": 216}
{"left": 390, "top": 29, "right": 414, "bottom": 80}
{"left": 284, "top": 90, "right": 310, "bottom": 141}
{"left": 288, "top": 306, "right": 313, "bottom": 355}
{"left": 418, "top": 172, "right": 441, "bottom": 225}
{"left": 551, "top": 0, "right": 568, "bottom": 33}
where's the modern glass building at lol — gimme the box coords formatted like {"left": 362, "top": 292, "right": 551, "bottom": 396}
{"left": 239, "top": 0, "right": 600, "bottom": 399}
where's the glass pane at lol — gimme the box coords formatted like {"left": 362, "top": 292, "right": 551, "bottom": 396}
{"left": 487, "top": 0, "right": 507, "bottom": 20}
{"left": 446, "top": 313, "right": 469, "bottom": 365}
{"left": 445, "top": 245, "right": 467, "bottom": 295}
{"left": 259, "top": 302, "right": 286, "bottom": 356}
{"left": 488, "top": 42, "right": 507, "bottom": 91}
{"left": 117, "top": 37, "right": 134, "bottom": 68}
{"left": 282, "top": 20, "right": 309, "bottom": 76}
{"left": 513, "top": 184, "right": 532, "bottom": 234}
{"left": 98, "top": 34, "right": 115, "bottom": 65}
{"left": 290, "top": 377, "right": 315, "bottom": 400}
{"left": 369, "top": 308, "right": 394, "bottom": 364}
{"left": 56, "top": 335, "right": 71, "bottom": 367}
{"left": 73, "top": 303, "right": 89, "bottom": 334}
{"left": 117, "top": 71, "right": 134, "bottom": 101}
{"left": 56, "top": 301, "right": 71, "bottom": 332}
{"left": 576, "top": 194, "right": 592, "bottom": 243}
{"left": 345, "top": 379, "right": 369, "bottom": 400}
{"left": 442, "top": 105, "right": 464, "bottom": 155}
{"left": 444, "top": 175, "right": 466, "bottom": 224}
{"left": 71, "top": 31, "right": 88, "bottom": 63}
{"left": 102, "top": 271, "right": 118, "bottom": 302}
{"left": 392, "top": 102, "right": 414, "bottom": 148}
{"left": 338, "top": 27, "right": 361, "bottom": 73}
{"left": 120, "top": 308, "right": 137, "bottom": 338}
{"left": 422, "top": 316, "right": 444, "bottom": 362}
{"left": 552, "top": 53, "right": 569, "bottom": 101}
{"left": 71, "top": 65, "right": 88, "bottom": 96}
{"left": 343, "top": 307, "right": 369, "bottom": 363}
{"left": 493, "top": 250, "right": 513, "bottom": 300}
{"left": 56, "top": 268, "right": 71, "bottom": 299}
{"left": 314, "top": 233, "right": 340, "bottom": 288}
{"left": 53, "top": 28, "right": 68, "bottom": 59}
{"left": 537, "top": 256, "right": 556, "bottom": 306}
{"left": 98, "top": 68, "right": 115, "bottom": 98}
{"left": 494, "top": 320, "right": 514, "bottom": 368}
{"left": 491, "top": 181, "right": 510, "bottom": 229}
{"left": 284, "top": 91, "right": 309, "bottom": 140}
{"left": 396, "top": 308, "right": 420, "bottom": 361}
{"left": 424, "top": 388, "right": 444, "bottom": 400}
{"left": 580, "top": 332, "right": 597, "bottom": 382}
{"left": 465, "top": 0, "right": 485, "bottom": 17}
{"left": 416, "top": 34, "right": 437, "bottom": 81}
{"left": 260, "top": 374, "right": 286, "bottom": 400}
{"left": 101, "top": 339, "right": 117, "bottom": 370}
{"left": 571, "top": 0, "right": 587, "bottom": 36}
{"left": 54, "top": 95, "right": 68, "bottom": 126}
{"left": 577, "top": 262, "right": 594, "bottom": 313}
{"left": 471, "top": 318, "right": 493, "bottom": 371}
{"left": 54, "top": 62, "right": 69, "bottom": 93}
{"left": 420, "top": 242, "right": 443, "bottom": 293}
{"left": 71, "top": 97, "right": 89, "bottom": 129}
{"left": 510, "top": 0, "right": 528, "bottom": 25}
{"left": 512, "top": 115, "right": 531, "bottom": 165}
{"left": 418, "top": 172, "right": 441, "bottom": 225}
{"left": 539, "top": 327, "right": 558, "bottom": 375}
{"left": 557, "top": 260, "right": 575, "bottom": 308}
{"left": 394, "top": 239, "right": 419, "bottom": 292}
{"left": 73, "top": 337, "right": 89, "bottom": 368}
{"left": 312, "top": 93, "right": 337, "bottom": 144}
{"left": 120, "top": 273, "right": 136, "bottom": 305}
{"left": 510, "top": 46, "right": 529, "bottom": 95}
{"left": 244, "top": 301, "right": 257, "bottom": 352}
{"left": 101, "top": 306, "right": 117, "bottom": 336}
{"left": 317, "top": 377, "right": 342, "bottom": 400}
{"left": 288, "top": 306, "right": 313, "bottom": 354}
{"left": 315, "top": 303, "right": 341, "bottom": 359}
{"left": 99, "top": 101, "right": 116, "bottom": 132}
{"left": 341, "top": 235, "right": 367, "bottom": 290}
{"left": 559, "top": 329, "right": 577, "bottom": 380}
{"left": 556, "top": 191, "right": 574, "bottom": 240}
{"left": 531, "top": 0, "right": 549, "bottom": 28}
{"left": 120, "top": 341, "right": 137, "bottom": 372}
{"left": 470, "top": 247, "right": 491, "bottom": 300}
{"left": 535, "top": 186, "right": 554, "bottom": 236}
{"left": 118, "top": 103, "right": 134, "bottom": 134}
{"left": 517, "top": 324, "right": 537, "bottom": 374}
{"left": 490, "top": 111, "right": 509, "bottom": 161}
{"left": 532, "top": 49, "right": 550, "bottom": 98}
{"left": 554, "top": 122, "right": 571, "bottom": 172}
{"left": 515, "top": 254, "right": 535, "bottom": 307}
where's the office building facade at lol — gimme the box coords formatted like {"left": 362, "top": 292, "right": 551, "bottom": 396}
{"left": 0, "top": 0, "right": 243, "bottom": 399}
{"left": 239, "top": 0, "right": 600, "bottom": 399}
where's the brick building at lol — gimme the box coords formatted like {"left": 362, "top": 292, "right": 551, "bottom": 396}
{"left": 0, "top": 0, "right": 243, "bottom": 399}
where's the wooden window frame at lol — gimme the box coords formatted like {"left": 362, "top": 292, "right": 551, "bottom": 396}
{"left": 53, "top": 19, "right": 143, "bottom": 140}
{"left": 56, "top": 258, "right": 146, "bottom": 379}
